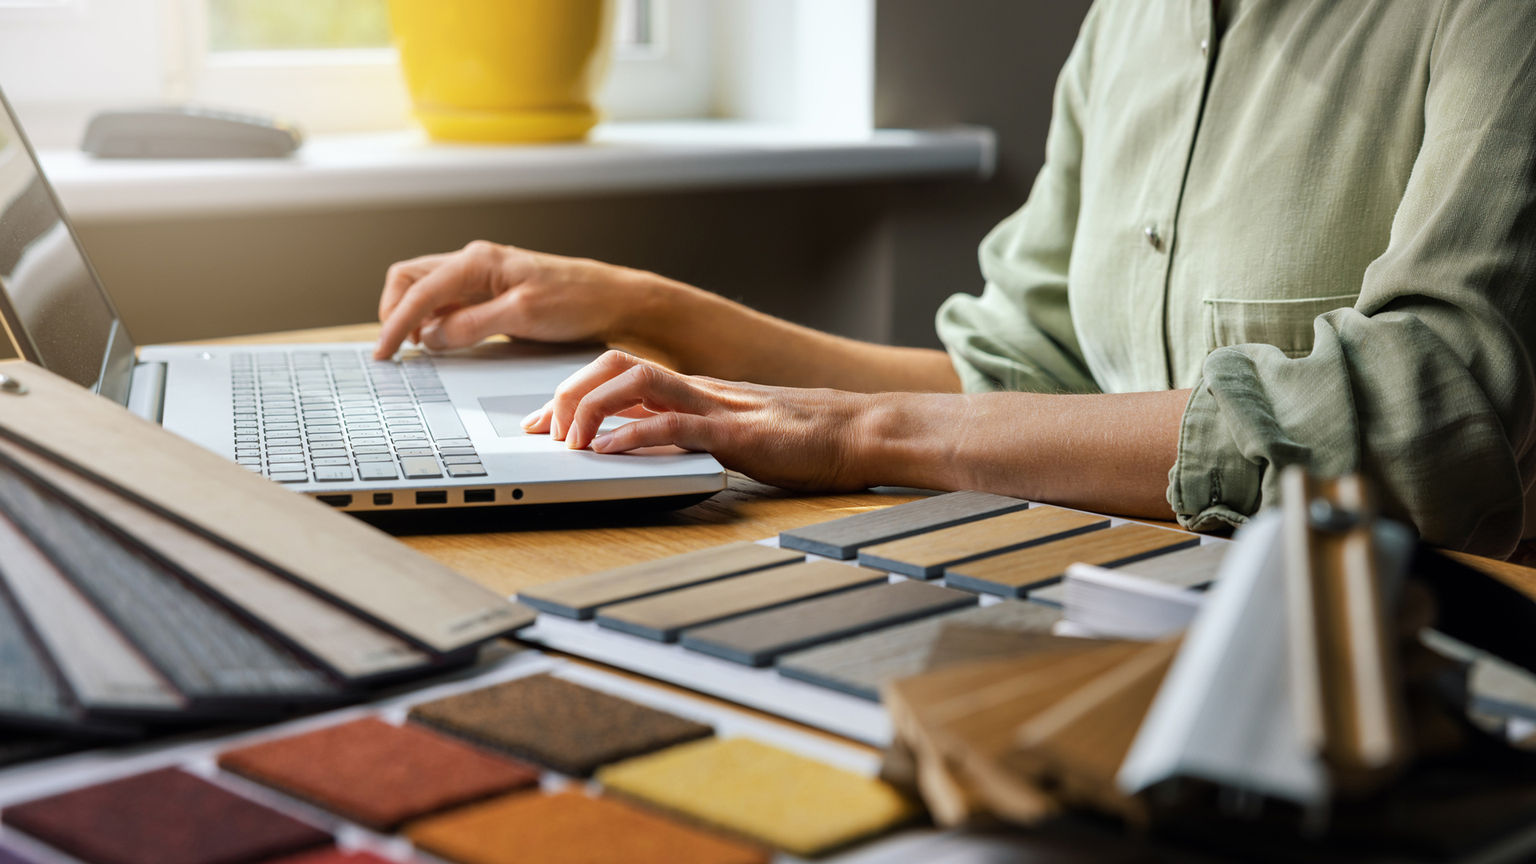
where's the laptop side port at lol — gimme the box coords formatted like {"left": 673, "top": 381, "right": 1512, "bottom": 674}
{"left": 373, "top": 493, "right": 393, "bottom": 506}
{"left": 416, "top": 490, "right": 448, "bottom": 506}
{"left": 463, "top": 489, "right": 495, "bottom": 504}
{"left": 316, "top": 494, "right": 352, "bottom": 508}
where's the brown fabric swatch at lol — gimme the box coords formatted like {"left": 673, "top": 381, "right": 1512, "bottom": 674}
{"left": 409, "top": 674, "right": 713, "bottom": 777}
{"left": 408, "top": 789, "right": 768, "bottom": 864}
{"left": 0, "top": 767, "right": 331, "bottom": 864}
{"left": 217, "top": 717, "right": 538, "bottom": 830}
{"left": 0, "top": 845, "right": 38, "bottom": 864}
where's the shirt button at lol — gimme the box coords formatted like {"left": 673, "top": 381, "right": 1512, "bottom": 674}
{"left": 1200, "top": 38, "right": 1210, "bottom": 57}
{"left": 1144, "top": 225, "right": 1164, "bottom": 251}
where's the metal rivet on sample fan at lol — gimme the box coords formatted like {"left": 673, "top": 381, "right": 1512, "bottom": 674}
{"left": 0, "top": 374, "right": 26, "bottom": 395}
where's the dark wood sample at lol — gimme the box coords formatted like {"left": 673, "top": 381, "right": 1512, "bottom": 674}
{"left": 944, "top": 523, "right": 1201, "bottom": 597}
{"left": 779, "top": 491, "right": 1031, "bottom": 559}
{"left": 518, "top": 542, "right": 804, "bottom": 619}
{"left": 0, "top": 767, "right": 331, "bottom": 864}
{"left": 857, "top": 506, "right": 1109, "bottom": 578}
{"left": 680, "top": 580, "right": 976, "bottom": 666}
{"left": 596, "top": 561, "right": 887, "bottom": 642}
{"left": 408, "top": 673, "right": 713, "bottom": 776}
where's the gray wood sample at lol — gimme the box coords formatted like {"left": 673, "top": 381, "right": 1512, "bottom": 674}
{"left": 679, "top": 580, "right": 977, "bottom": 666}
{"left": 596, "top": 561, "right": 887, "bottom": 642}
{"left": 1029, "top": 541, "right": 1226, "bottom": 606}
{"left": 945, "top": 523, "right": 1200, "bottom": 598}
{"left": 857, "top": 506, "right": 1108, "bottom": 578}
{"left": 776, "top": 600, "right": 1063, "bottom": 701}
{"left": 779, "top": 491, "right": 1030, "bottom": 559}
{"left": 518, "top": 541, "right": 804, "bottom": 619}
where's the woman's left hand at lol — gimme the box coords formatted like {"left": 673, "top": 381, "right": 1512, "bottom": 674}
{"left": 520, "top": 350, "right": 878, "bottom": 491}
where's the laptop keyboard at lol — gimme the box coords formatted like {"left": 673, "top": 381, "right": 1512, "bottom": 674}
{"left": 229, "top": 350, "right": 485, "bottom": 485}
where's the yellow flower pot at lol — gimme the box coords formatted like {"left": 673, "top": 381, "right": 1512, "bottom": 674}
{"left": 389, "top": 0, "right": 614, "bottom": 142}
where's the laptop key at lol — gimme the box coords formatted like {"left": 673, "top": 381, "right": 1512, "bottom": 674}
{"left": 396, "top": 447, "right": 435, "bottom": 458}
{"left": 355, "top": 453, "right": 395, "bottom": 463}
{"left": 442, "top": 454, "right": 481, "bottom": 465}
{"left": 270, "top": 471, "right": 310, "bottom": 483}
{"left": 313, "top": 466, "right": 354, "bottom": 482}
{"left": 352, "top": 445, "right": 391, "bottom": 455}
{"left": 420, "top": 403, "right": 469, "bottom": 441}
{"left": 267, "top": 454, "right": 305, "bottom": 464}
{"left": 400, "top": 457, "right": 443, "bottom": 479}
{"left": 312, "top": 457, "right": 351, "bottom": 467}
{"left": 435, "top": 439, "right": 474, "bottom": 448}
{"left": 439, "top": 447, "right": 478, "bottom": 457}
{"left": 358, "top": 462, "right": 399, "bottom": 481}
{"left": 447, "top": 463, "right": 487, "bottom": 478}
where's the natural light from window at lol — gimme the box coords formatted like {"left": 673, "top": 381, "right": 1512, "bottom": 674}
{"left": 207, "top": 0, "right": 392, "bottom": 53}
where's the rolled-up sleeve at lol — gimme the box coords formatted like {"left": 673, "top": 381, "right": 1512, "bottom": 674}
{"left": 935, "top": 5, "right": 1101, "bottom": 396}
{"left": 1169, "top": 0, "right": 1536, "bottom": 557}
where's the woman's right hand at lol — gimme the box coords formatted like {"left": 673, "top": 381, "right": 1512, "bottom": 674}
{"left": 374, "top": 240, "right": 659, "bottom": 360}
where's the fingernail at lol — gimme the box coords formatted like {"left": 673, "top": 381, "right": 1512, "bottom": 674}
{"left": 420, "top": 322, "right": 442, "bottom": 349}
{"left": 520, "top": 408, "right": 543, "bottom": 427}
{"left": 591, "top": 433, "right": 613, "bottom": 452}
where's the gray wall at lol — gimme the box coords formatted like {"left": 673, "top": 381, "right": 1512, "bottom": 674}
{"left": 7, "top": 1, "right": 1092, "bottom": 359}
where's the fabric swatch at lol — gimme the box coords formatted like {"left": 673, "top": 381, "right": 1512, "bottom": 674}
{"left": 0, "top": 767, "right": 330, "bottom": 864}
{"left": 597, "top": 737, "right": 917, "bottom": 856}
{"left": 776, "top": 600, "right": 1063, "bottom": 701}
{"left": 264, "top": 850, "right": 395, "bottom": 864}
{"left": 409, "top": 674, "right": 713, "bottom": 777}
{"left": 408, "top": 789, "right": 768, "bottom": 864}
{"left": 217, "top": 717, "right": 539, "bottom": 830}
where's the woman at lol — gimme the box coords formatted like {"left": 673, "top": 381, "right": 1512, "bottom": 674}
{"left": 375, "top": 0, "right": 1535, "bottom": 558}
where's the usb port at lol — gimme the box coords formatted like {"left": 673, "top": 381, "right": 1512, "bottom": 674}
{"left": 463, "top": 489, "right": 495, "bottom": 504}
{"left": 416, "top": 490, "right": 448, "bottom": 506}
{"left": 316, "top": 494, "right": 352, "bottom": 508}
{"left": 373, "top": 493, "right": 393, "bottom": 506}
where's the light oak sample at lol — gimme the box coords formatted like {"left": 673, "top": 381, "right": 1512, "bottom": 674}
{"left": 518, "top": 542, "right": 804, "bottom": 619}
{"left": 779, "top": 491, "right": 1030, "bottom": 560}
{"left": 858, "top": 506, "right": 1109, "bottom": 579}
{"left": 596, "top": 561, "right": 886, "bottom": 642}
{"left": 680, "top": 580, "right": 976, "bottom": 667}
{"left": 945, "top": 524, "right": 1200, "bottom": 598}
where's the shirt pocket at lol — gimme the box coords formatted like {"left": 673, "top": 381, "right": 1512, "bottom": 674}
{"left": 1202, "top": 294, "right": 1359, "bottom": 358}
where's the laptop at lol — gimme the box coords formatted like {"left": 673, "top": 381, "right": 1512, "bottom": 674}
{"left": 0, "top": 90, "right": 725, "bottom": 512}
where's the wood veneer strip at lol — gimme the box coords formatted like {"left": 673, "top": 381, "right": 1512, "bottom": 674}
{"left": 776, "top": 600, "right": 1063, "bottom": 702}
{"left": 945, "top": 524, "right": 1200, "bottom": 598}
{"left": 518, "top": 542, "right": 804, "bottom": 620}
{"left": 779, "top": 491, "right": 1030, "bottom": 560}
{"left": 596, "top": 561, "right": 886, "bottom": 642}
{"left": 1028, "top": 541, "right": 1226, "bottom": 606}
{"left": 679, "top": 580, "right": 976, "bottom": 667}
{"left": 857, "top": 506, "right": 1108, "bottom": 579}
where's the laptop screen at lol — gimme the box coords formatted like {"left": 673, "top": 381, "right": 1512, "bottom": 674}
{"left": 0, "top": 93, "right": 130, "bottom": 397}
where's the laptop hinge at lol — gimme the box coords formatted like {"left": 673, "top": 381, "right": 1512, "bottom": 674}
{"left": 127, "top": 362, "right": 167, "bottom": 423}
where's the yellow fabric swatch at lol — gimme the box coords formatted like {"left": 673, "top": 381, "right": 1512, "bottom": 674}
{"left": 597, "top": 737, "right": 917, "bottom": 856}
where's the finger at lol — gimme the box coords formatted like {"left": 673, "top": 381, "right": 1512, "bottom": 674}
{"left": 521, "top": 402, "right": 553, "bottom": 433}
{"left": 591, "top": 412, "right": 716, "bottom": 455}
{"left": 420, "top": 293, "right": 515, "bottom": 351}
{"left": 565, "top": 364, "right": 708, "bottom": 450}
{"left": 378, "top": 253, "right": 448, "bottom": 324}
{"left": 548, "top": 350, "right": 648, "bottom": 441}
{"left": 375, "top": 256, "right": 476, "bottom": 360}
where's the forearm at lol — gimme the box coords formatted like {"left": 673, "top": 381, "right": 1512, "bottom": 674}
{"left": 856, "top": 389, "right": 1189, "bottom": 520}
{"left": 610, "top": 269, "right": 961, "bottom": 393}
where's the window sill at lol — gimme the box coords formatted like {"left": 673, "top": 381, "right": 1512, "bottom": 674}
{"left": 38, "top": 121, "right": 996, "bottom": 222}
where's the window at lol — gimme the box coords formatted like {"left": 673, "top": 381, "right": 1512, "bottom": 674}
{"left": 206, "top": 0, "right": 391, "bottom": 52}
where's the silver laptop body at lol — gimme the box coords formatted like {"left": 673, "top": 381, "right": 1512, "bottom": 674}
{"left": 0, "top": 89, "right": 725, "bottom": 512}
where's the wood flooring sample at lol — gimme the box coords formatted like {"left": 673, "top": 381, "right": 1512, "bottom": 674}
{"left": 517, "top": 542, "right": 804, "bottom": 620}
{"left": 777, "top": 601, "right": 1063, "bottom": 701}
{"left": 945, "top": 524, "right": 1200, "bottom": 597}
{"left": 1030, "top": 541, "right": 1226, "bottom": 606}
{"left": 596, "top": 561, "right": 887, "bottom": 642}
{"left": 597, "top": 737, "right": 916, "bottom": 857}
{"left": 779, "top": 491, "right": 1030, "bottom": 559}
{"left": 679, "top": 580, "right": 976, "bottom": 666}
{"left": 408, "top": 790, "right": 768, "bottom": 864}
{"left": 858, "top": 506, "right": 1108, "bottom": 578}
{"left": 218, "top": 717, "right": 539, "bottom": 830}
{"left": 408, "top": 674, "right": 713, "bottom": 776}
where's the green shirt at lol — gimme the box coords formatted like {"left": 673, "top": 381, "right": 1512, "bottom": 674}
{"left": 936, "top": 0, "right": 1536, "bottom": 557}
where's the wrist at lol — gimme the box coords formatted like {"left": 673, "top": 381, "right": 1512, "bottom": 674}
{"left": 848, "top": 392, "right": 968, "bottom": 491}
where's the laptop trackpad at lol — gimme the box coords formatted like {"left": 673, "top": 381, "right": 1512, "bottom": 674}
{"left": 479, "top": 395, "right": 551, "bottom": 437}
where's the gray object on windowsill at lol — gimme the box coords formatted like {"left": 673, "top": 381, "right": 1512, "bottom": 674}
{"left": 81, "top": 106, "right": 303, "bottom": 159}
